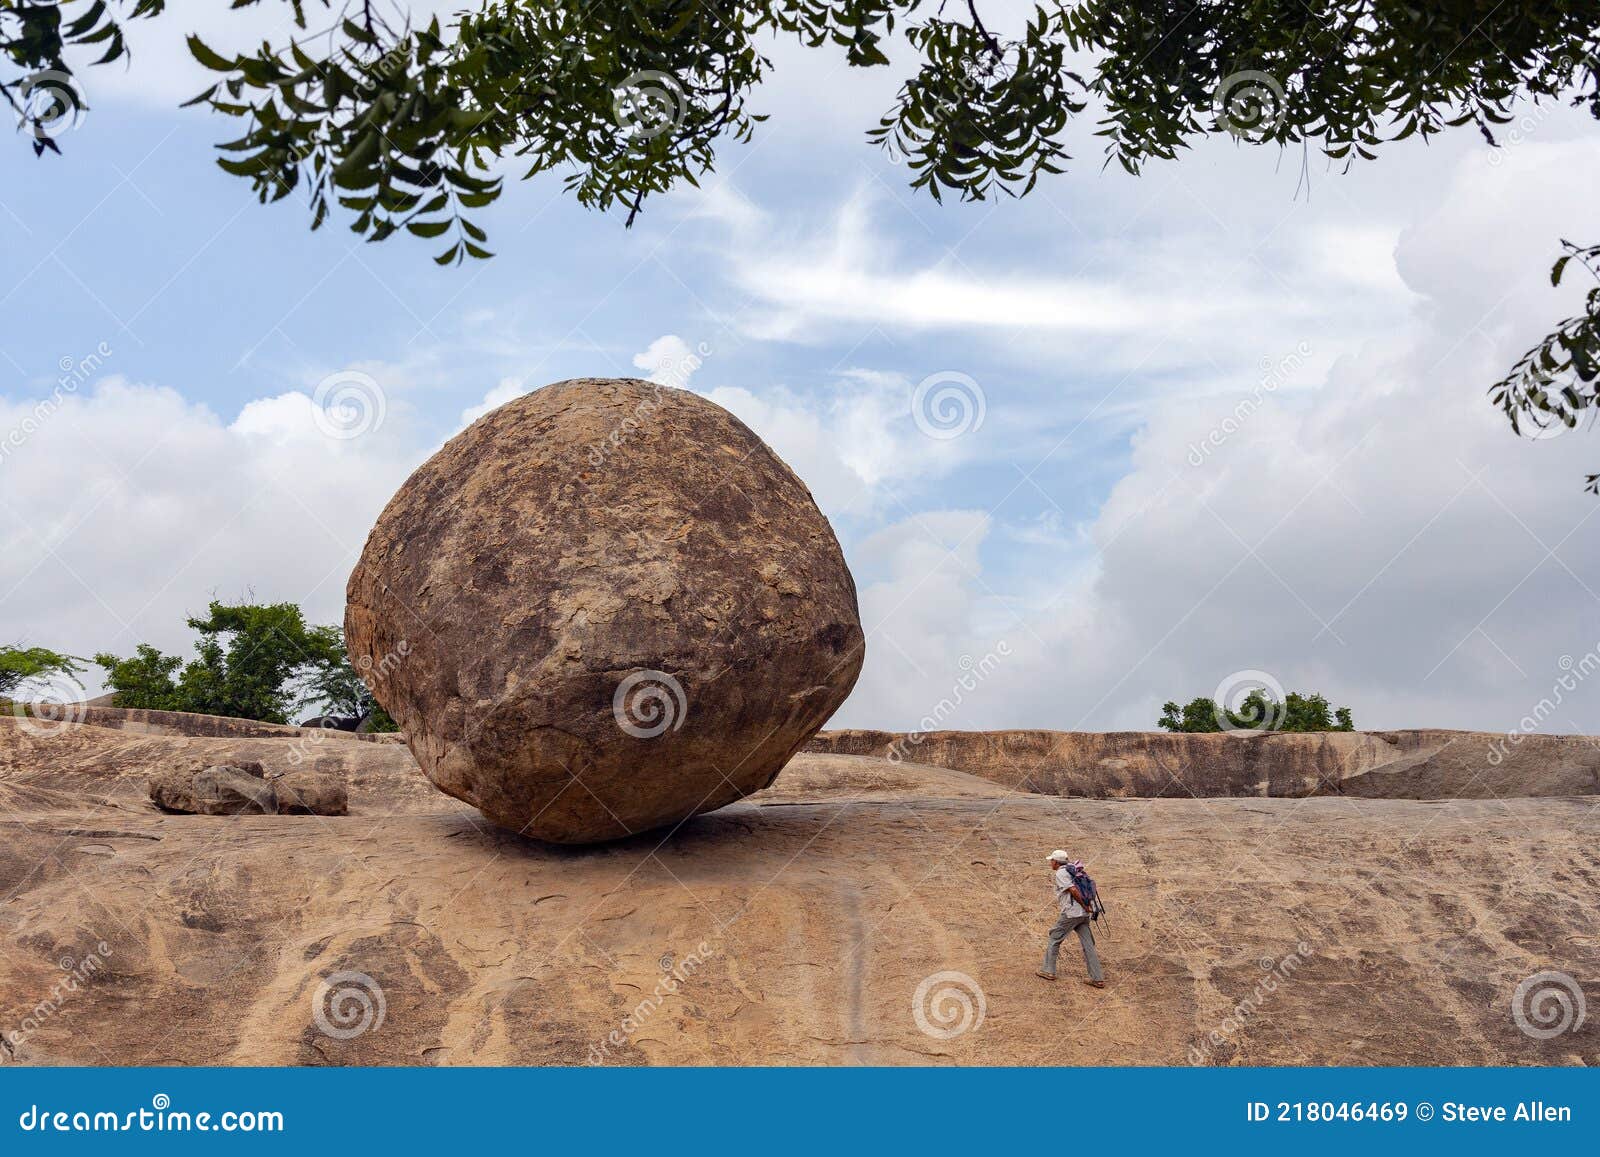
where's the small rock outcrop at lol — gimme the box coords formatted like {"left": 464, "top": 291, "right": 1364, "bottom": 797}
{"left": 149, "top": 762, "right": 349, "bottom": 816}
{"left": 267, "top": 768, "right": 349, "bottom": 815}
{"left": 345, "top": 378, "right": 865, "bottom": 843}
{"left": 148, "top": 762, "right": 274, "bottom": 815}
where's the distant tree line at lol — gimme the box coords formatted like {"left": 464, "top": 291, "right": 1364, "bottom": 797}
{"left": 3, "top": 601, "right": 395, "bottom": 731}
{"left": 1159, "top": 690, "right": 1354, "bottom": 734}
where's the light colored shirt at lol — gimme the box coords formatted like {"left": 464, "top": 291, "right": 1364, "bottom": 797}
{"left": 1053, "top": 865, "right": 1084, "bottom": 917}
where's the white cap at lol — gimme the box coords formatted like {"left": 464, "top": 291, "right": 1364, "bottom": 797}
{"left": 1046, "top": 849, "right": 1070, "bottom": 864}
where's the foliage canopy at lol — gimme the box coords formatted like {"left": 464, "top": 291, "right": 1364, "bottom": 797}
{"left": 1158, "top": 690, "right": 1354, "bottom": 733}
{"left": 92, "top": 600, "right": 390, "bottom": 726}
{"left": 0, "top": 644, "right": 85, "bottom": 700}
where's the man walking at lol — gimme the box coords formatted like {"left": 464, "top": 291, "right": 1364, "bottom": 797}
{"left": 1037, "top": 850, "right": 1105, "bottom": 987}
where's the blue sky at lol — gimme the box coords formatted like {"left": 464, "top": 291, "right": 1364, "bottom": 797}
{"left": 6, "top": 9, "right": 1600, "bottom": 734}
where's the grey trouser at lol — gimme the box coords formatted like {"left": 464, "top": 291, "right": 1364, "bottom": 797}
{"left": 1043, "top": 912, "right": 1103, "bottom": 981}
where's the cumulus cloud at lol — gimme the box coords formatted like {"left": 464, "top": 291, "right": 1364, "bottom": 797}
{"left": 831, "top": 138, "right": 1600, "bottom": 734}
{"left": 459, "top": 377, "right": 530, "bottom": 428}
{"left": 690, "top": 368, "right": 983, "bottom": 520}
{"left": 0, "top": 376, "right": 422, "bottom": 695}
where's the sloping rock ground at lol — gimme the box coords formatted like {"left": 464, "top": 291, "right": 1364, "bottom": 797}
{"left": 806, "top": 728, "right": 1600, "bottom": 799}
{"left": 2, "top": 716, "right": 1597, "bottom": 1066}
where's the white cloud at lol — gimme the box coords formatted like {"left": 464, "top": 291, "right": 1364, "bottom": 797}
{"left": 677, "top": 176, "right": 1414, "bottom": 390}
{"left": 459, "top": 377, "right": 530, "bottom": 428}
{"left": 691, "top": 368, "right": 977, "bottom": 520}
{"left": 0, "top": 376, "right": 422, "bottom": 696}
{"left": 832, "top": 138, "right": 1600, "bottom": 734}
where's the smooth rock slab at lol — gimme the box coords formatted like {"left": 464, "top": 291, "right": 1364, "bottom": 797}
{"left": 345, "top": 378, "right": 865, "bottom": 843}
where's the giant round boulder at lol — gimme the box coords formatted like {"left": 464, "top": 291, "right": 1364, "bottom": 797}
{"left": 345, "top": 378, "right": 865, "bottom": 843}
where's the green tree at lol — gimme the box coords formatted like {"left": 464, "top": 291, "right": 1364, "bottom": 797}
{"left": 9, "top": 2, "right": 1600, "bottom": 475}
{"left": 296, "top": 626, "right": 399, "bottom": 731}
{"left": 95, "top": 600, "right": 346, "bottom": 723}
{"left": 94, "top": 604, "right": 398, "bottom": 727}
{"left": 1158, "top": 688, "right": 1355, "bottom": 733}
{"left": 1158, "top": 697, "right": 1224, "bottom": 734}
{"left": 92, "top": 643, "right": 184, "bottom": 711}
{"left": 0, "top": 645, "right": 85, "bottom": 701}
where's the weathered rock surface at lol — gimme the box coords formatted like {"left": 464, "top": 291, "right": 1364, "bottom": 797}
{"left": 149, "top": 762, "right": 274, "bottom": 815}
{"left": 267, "top": 767, "right": 349, "bottom": 816}
{"left": 146, "top": 759, "right": 348, "bottom": 817}
{"left": 345, "top": 378, "right": 865, "bottom": 843}
{"left": 2, "top": 716, "right": 1597, "bottom": 1066}
{"left": 806, "top": 727, "right": 1600, "bottom": 798}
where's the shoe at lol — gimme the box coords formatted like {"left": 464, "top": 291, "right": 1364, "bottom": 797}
{"left": 1084, "top": 979, "right": 1106, "bottom": 988}
{"left": 1035, "top": 970, "right": 1057, "bottom": 981}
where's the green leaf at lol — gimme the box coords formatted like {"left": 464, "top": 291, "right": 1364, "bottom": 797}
{"left": 405, "top": 218, "right": 452, "bottom": 238}
{"left": 188, "top": 35, "right": 237, "bottom": 73}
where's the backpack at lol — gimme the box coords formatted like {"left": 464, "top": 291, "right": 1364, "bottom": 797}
{"left": 1065, "top": 861, "right": 1106, "bottom": 922}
